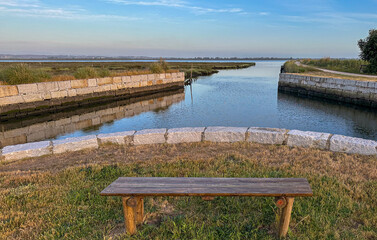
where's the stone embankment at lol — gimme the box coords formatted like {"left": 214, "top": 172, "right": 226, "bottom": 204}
{"left": 0, "top": 72, "right": 184, "bottom": 118}
{"left": 278, "top": 73, "right": 377, "bottom": 108}
{"left": 0, "top": 91, "right": 184, "bottom": 147}
{"left": 1, "top": 127, "right": 376, "bottom": 162}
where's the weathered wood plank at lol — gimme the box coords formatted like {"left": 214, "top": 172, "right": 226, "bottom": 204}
{"left": 101, "top": 177, "right": 313, "bottom": 197}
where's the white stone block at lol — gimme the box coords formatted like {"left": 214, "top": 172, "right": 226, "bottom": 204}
{"left": 2, "top": 141, "right": 52, "bottom": 161}
{"left": 330, "top": 135, "right": 377, "bottom": 155}
{"left": 247, "top": 127, "right": 287, "bottom": 145}
{"left": 98, "top": 131, "right": 135, "bottom": 145}
{"left": 204, "top": 127, "right": 248, "bottom": 143}
{"left": 134, "top": 128, "right": 166, "bottom": 145}
{"left": 17, "top": 84, "right": 38, "bottom": 94}
{"left": 52, "top": 135, "right": 98, "bottom": 154}
{"left": 287, "top": 130, "right": 331, "bottom": 149}
{"left": 167, "top": 127, "right": 205, "bottom": 144}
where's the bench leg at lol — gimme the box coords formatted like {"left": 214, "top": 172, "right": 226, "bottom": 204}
{"left": 135, "top": 197, "right": 144, "bottom": 225}
{"left": 122, "top": 197, "right": 137, "bottom": 235}
{"left": 277, "top": 197, "right": 294, "bottom": 238}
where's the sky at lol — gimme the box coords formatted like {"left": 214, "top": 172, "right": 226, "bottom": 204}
{"left": 0, "top": 0, "right": 376, "bottom": 58}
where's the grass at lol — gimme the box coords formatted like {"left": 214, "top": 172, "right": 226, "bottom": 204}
{"left": 283, "top": 61, "right": 377, "bottom": 82}
{"left": 0, "top": 62, "right": 255, "bottom": 85}
{"left": 0, "top": 142, "right": 376, "bottom": 239}
{"left": 301, "top": 58, "right": 370, "bottom": 74}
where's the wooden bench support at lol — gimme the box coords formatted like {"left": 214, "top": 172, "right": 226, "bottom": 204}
{"left": 102, "top": 177, "right": 312, "bottom": 237}
{"left": 276, "top": 197, "right": 294, "bottom": 238}
{"left": 135, "top": 197, "right": 144, "bottom": 225}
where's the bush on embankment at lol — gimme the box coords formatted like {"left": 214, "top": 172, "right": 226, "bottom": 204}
{"left": 0, "top": 64, "right": 51, "bottom": 85}
{"left": 283, "top": 61, "right": 318, "bottom": 73}
{"left": 301, "top": 58, "right": 369, "bottom": 74}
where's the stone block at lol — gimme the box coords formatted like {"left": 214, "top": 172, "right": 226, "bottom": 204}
{"left": 122, "top": 76, "right": 131, "bottom": 83}
{"left": 52, "top": 135, "right": 98, "bottom": 154}
{"left": 330, "top": 135, "right": 377, "bottom": 155}
{"left": 51, "top": 91, "right": 68, "bottom": 99}
{"left": 76, "top": 87, "right": 94, "bottom": 95}
{"left": 71, "top": 79, "right": 88, "bottom": 89}
{"left": 147, "top": 74, "right": 155, "bottom": 80}
{"left": 37, "top": 82, "right": 59, "bottom": 92}
{"left": 58, "top": 81, "right": 71, "bottom": 90}
{"left": 131, "top": 75, "right": 141, "bottom": 82}
{"left": 17, "top": 84, "right": 38, "bottom": 94}
{"left": 98, "top": 131, "right": 135, "bottom": 145}
{"left": 204, "top": 127, "right": 248, "bottom": 143}
{"left": 1, "top": 141, "right": 52, "bottom": 161}
{"left": 97, "top": 77, "right": 113, "bottom": 86}
{"left": 167, "top": 127, "right": 205, "bottom": 144}
{"left": 113, "top": 77, "right": 122, "bottom": 84}
{"left": 67, "top": 89, "right": 77, "bottom": 97}
{"left": 247, "top": 127, "right": 287, "bottom": 145}
{"left": 22, "top": 93, "right": 43, "bottom": 103}
{"left": 88, "top": 78, "right": 97, "bottom": 87}
{"left": 0, "top": 95, "right": 24, "bottom": 106}
{"left": 287, "top": 130, "right": 331, "bottom": 149}
{"left": 0, "top": 85, "right": 18, "bottom": 97}
{"left": 133, "top": 128, "right": 167, "bottom": 145}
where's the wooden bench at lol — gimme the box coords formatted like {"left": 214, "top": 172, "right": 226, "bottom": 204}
{"left": 100, "top": 177, "right": 313, "bottom": 238}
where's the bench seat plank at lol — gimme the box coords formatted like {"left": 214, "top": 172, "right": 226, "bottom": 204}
{"left": 100, "top": 177, "right": 313, "bottom": 197}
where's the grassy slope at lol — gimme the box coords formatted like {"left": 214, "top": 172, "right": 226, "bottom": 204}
{"left": 0, "top": 142, "right": 376, "bottom": 239}
{"left": 301, "top": 58, "right": 369, "bottom": 74}
{"left": 284, "top": 61, "right": 377, "bottom": 82}
{"left": 0, "top": 62, "right": 255, "bottom": 85}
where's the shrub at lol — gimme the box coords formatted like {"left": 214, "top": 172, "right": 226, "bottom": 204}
{"left": 358, "top": 29, "right": 377, "bottom": 74}
{"left": 0, "top": 64, "right": 51, "bottom": 85}
{"left": 74, "top": 67, "right": 98, "bottom": 79}
{"left": 149, "top": 62, "right": 163, "bottom": 73}
{"left": 159, "top": 58, "right": 169, "bottom": 72}
{"left": 97, "top": 68, "right": 110, "bottom": 78}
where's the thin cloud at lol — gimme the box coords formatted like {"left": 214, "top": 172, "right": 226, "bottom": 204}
{"left": 107, "top": 0, "right": 246, "bottom": 14}
{"left": 0, "top": 0, "right": 141, "bottom": 20}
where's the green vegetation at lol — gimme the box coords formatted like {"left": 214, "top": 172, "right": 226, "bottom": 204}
{"left": 0, "top": 64, "right": 51, "bottom": 85}
{"left": 283, "top": 61, "right": 318, "bottom": 73}
{"left": 0, "top": 142, "right": 376, "bottom": 239}
{"left": 358, "top": 29, "right": 377, "bottom": 74}
{"left": 301, "top": 58, "right": 369, "bottom": 74}
{"left": 0, "top": 61, "right": 255, "bottom": 85}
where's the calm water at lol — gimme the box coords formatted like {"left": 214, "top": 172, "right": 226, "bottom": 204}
{"left": 59, "top": 61, "right": 377, "bottom": 140}
{"left": 1, "top": 61, "right": 376, "bottom": 147}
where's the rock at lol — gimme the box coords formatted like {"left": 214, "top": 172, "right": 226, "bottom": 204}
{"left": 1, "top": 141, "right": 52, "bottom": 161}
{"left": 247, "top": 127, "right": 287, "bottom": 144}
{"left": 53, "top": 135, "right": 98, "bottom": 154}
{"left": 167, "top": 127, "right": 205, "bottom": 144}
{"left": 330, "top": 135, "right": 377, "bottom": 155}
{"left": 204, "top": 127, "right": 248, "bottom": 143}
{"left": 133, "top": 128, "right": 167, "bottom": 145}
{"left": 98, "top": 131, "right": 135, "bottom": 145}
{"left": 287, "top": 130, "right": 331, "bottom": 149}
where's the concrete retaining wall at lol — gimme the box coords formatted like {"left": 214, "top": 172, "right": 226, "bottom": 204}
{"left": 0, "top": 72, "right": 184, "bottom": 117}
{"left": 278, "top": 73, "right": 377, "bottom": 108}
{"left": 1, "top": 126, "right": 376, "bottom": 162}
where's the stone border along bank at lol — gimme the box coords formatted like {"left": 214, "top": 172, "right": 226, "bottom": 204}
{"left": 0, "top": 72, "right": 184, "bottom": 118}
{"left": 278, "top": 73, "right": 377, "bottom": 108}
{"left": 1, "top": 126, "right": 376, "bottom": 162}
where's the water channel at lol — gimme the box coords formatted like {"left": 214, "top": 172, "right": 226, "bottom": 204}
{"left": 1, "top": 61, "right": 376, "bottom": 148}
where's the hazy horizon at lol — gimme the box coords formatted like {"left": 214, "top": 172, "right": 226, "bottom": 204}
{"left": 1, "top": 0, "right": 376, "bottom": 58}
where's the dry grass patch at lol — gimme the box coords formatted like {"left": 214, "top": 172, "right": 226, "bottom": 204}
{"left": 0, "top": 142, "right": 376, "bottom": 239}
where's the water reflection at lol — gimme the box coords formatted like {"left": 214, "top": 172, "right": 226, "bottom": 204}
{"left": 0, "top": 89, "right": 184, "bottom": 147}
{"left": 277, "top": 92, "right": 377, "bottom": 139}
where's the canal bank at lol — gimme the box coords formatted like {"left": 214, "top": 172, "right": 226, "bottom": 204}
{"left": 278, "top": 73, "right": 377, "bottom": 108}
{"left": 0, "top": 72, "right": 184, "bottom": 118}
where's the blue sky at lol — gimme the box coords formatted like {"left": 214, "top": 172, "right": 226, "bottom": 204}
{"left": 0, "top": 0, "right": 376, "bottom": 57}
